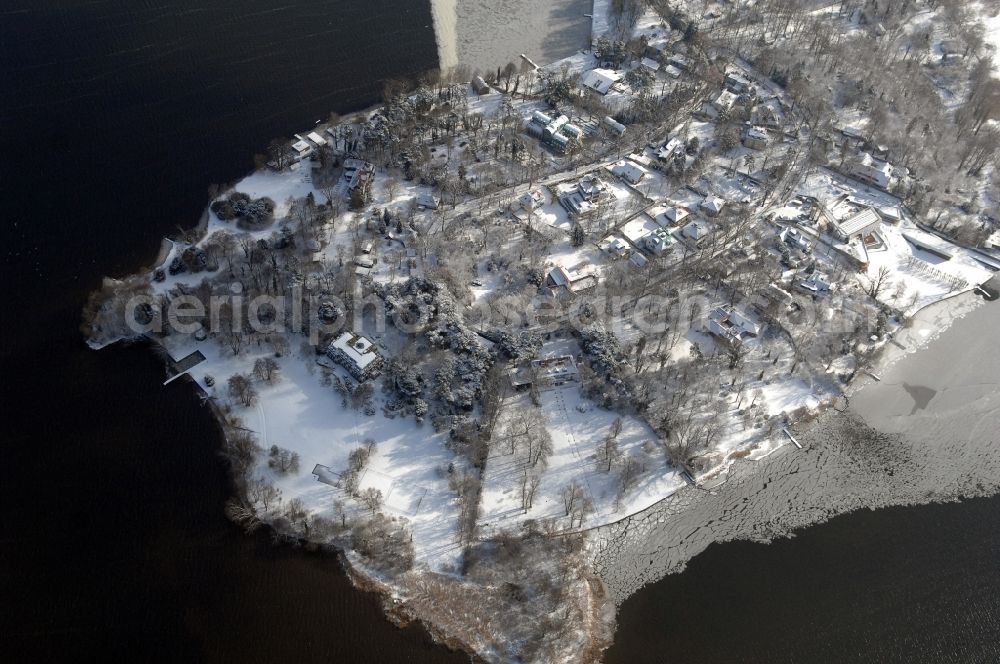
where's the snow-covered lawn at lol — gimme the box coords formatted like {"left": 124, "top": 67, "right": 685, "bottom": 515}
{"left": 164, "top": 335, "right": 464, "bottom": 571}
{"left": 478, "top": 388, "right": 684, "bottom": 536}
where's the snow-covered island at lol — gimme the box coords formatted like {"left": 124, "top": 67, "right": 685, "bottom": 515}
{"left": 84, "top": 0, "right": 1000, "bottom": 661}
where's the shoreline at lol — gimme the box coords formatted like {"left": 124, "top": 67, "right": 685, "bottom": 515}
{"left": 591, "top": 291, "right": 999, "bottom": 604}
{"left": 81, "top": 0, "right": 1000, "bottom": 659}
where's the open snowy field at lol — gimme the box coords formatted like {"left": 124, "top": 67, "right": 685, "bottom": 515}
{"left": 479, "top": 388, "right": 685, "bottom": 536}
{"left": 161, "top": 334, "right": 466, "bottom": 571}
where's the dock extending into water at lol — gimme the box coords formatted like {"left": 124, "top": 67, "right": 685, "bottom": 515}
{"left": 163, "top": 350, "right": 206, "bottom": 385}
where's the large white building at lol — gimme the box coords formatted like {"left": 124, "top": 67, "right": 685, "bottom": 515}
{"left": 326, "top": 331, "right": 384, "bottom": 381}
{"left": 834, "top": 207, "right": 881, "bottom": 241}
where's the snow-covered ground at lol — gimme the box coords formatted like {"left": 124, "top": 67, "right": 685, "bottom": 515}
{"left": 164, "top": 335, "right": 465, "bottom": 570}
{"left": 479, "top": 388, "right": 685, "bottom": 535}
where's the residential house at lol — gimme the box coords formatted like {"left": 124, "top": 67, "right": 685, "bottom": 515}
{"left": 742, "top": 125, "right": 769, "bottom": 150}
{"left": 752, "top": 102, "right": 782, "bottom": 130}
{"left": 724, "top": 71, "right": 753, "bottom": 94}
{"left": 655, "top": 137, "right": 684, "bottom": 166}
{"left": 662, "top": 64, "right": 683, "bottom": 78}
{"left": 667, "top": 53, "right": 690, "bottom": 71}
{"left": 850, "top": 152, "right": 893, "bottom": 189}
{"left": 706, "top": 305, "right": 761, "bottom": 345}
{"left": 290, "top": 136, "right": 314, "bottom": 161}
{"left": 657, "top": 205, "right": 690, "bottom": 227}
{"left": 611, "top": 159, "right": 647, "bottom": 185}
{"left": 306, "top": 131, "right": 327, "bottom": 149}
{"left": 605, "top": 237, "right": 631, "bottom": 258}
{"left": 833, "top": 207, "right": 881, "bottom": 241}
{"left": 581, "top": 68, "right": 623, "bottom": 95}
{"left": 546, "top": 265, "right": 598, "bottom": 296}
{"left": 342, "top": 158, "right": 375, "bottom": 196}
{"left": 509, "top": 355, "right": 578, "bottom": 389}
{"left": 516, "top": 190, "right": 545, "bottom": 212}
{"left": 795, "top": 270, "right": 832, "bottom": 297}
{"left": 326, "top": 332, "right": 384, "bottom": 381}
{"left": 682, "top": 219, "right": 712, "bottom": 244}
{"left": 700, "top": 196, "right": 726, "bottom": 218}
{"left": 525, "top": 111, "right": 578, "bottom": 153}
{"left": 416, "top": 192, "right": 440, "bottom": 209}
{"left": 558, "top": 175, "right": 608, "bottom": 216}
{"left": 642, "top": 228, "right": 676, "bottom": 255}
{"left": 471, "top": 75, "right": 491, "bottom": 95}
{"left": 780, "top": 227, "right": 812, "bottom": 253}
{"left": 709, "top": 90, "right": 738, "bottom": 115}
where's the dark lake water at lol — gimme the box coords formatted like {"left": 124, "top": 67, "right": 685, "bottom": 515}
{"left": 1, "top": 1, "right": 466, "bottom": 661}
{"left": 607, "top": 497, "right": 1000, "bottom": 664}
{"left": 2, "top": 1, "right": 999, "bottom": 663}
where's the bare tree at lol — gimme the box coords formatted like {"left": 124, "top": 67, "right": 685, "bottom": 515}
{"left": 572, "top": 497, "right": 595, "bottom": 528}
{"left": 253, "top": 356, "right": 280, "bottom": 383}
{"left": 359, "top": 487, "right": 383, "bottom": 515}
{"left": 384, "top": 176, "right": 400, "bottom": 202}
{"left": 268, "top": 444, "right": 300, "bottom": 474}
{"left": 560, "top": 480, "right": 585, "bottom": 516}
{"left": 520, "top": 470, "right": 542, "bottom": 512}
{"left": 247, "top": 476, "right": 281, "bottom": 513}
{"left": 865, "top": 265, "right": 893, "bottom": 300}
{"left": 228, "top": 373, "right": 257, "bottom": 407}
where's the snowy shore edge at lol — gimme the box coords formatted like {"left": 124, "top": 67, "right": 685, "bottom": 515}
{"left": 591, "top": 292, "right": 999, "bottom": 605}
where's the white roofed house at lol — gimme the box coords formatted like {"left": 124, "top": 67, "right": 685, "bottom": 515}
{"left": 850, "top": 152, "right": 894, "bottom": 189}
{"left": 780, "top": 227, "right": 812, "bottom": 253}
{"left": 681, "top": 219, "right": 712, "bottom": 244}
{"left": 610, "top": 159, "right": 647, "bottom": 185}
{"left": 724, "top": 71, "right": 753, "bottom": 94}
{"left": 605, "top": 237, "right": 631, "bottom": 258}
{"left": 581, "top": 68, "right": 623, "bottom": 95}
{"left": 471, "top": 75, "right": 491, "bottom": 95}
{"left": 700, "top": 196, "right": 726, "bottom": 217}
{"left": 525, "top": 110, "right": 554, "bottom": 139}
{"left": 290, "top": 136, "right": 314, "bottom": 161}
{"left": 657, "top": 205, "right": 690, "bottom": 227}
{"left": 706, "top": 305, "right": 761, "bottom": 346}
{"left": 525, "top": 111, "right": 578, "bottom": 153}
{"left": 326, "top": 331, "right": 384, "bottom": 381}
{"left": 559, "top": 174, "right": 609, "bottom": 216}
{"left": 516, "top": 189, "right": 545, "bottom": 212}
{"left": 741, "top": 125, "right": 769, "bottom": 150}
{"left": 577, "top": 174, "right": 607, "bottom": 201}
{"left": 833, "top": 207, "right": 881, "bottom": 242}
{"left": 795, "top": 270, "right": 832, "bottom": 297}
{"left": 642, "top": 228, "right": 676, "bottom": 255}
{"left": 546, "top": 265, "right": 598, "bottom": 296}
{"left": 655, "top": 137, "right": 684, "bottom": 167}
{"left": 707, "top": 90, "right": 738, "bottom": 116}
{"left": 306, "top": 131, "right": 327, "bottom": 148}
{"left": 667, "top": 53, "right": 690, "bottom": 71}
{"left": 416, "top": 192, "right": 440, "bottom": 209}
